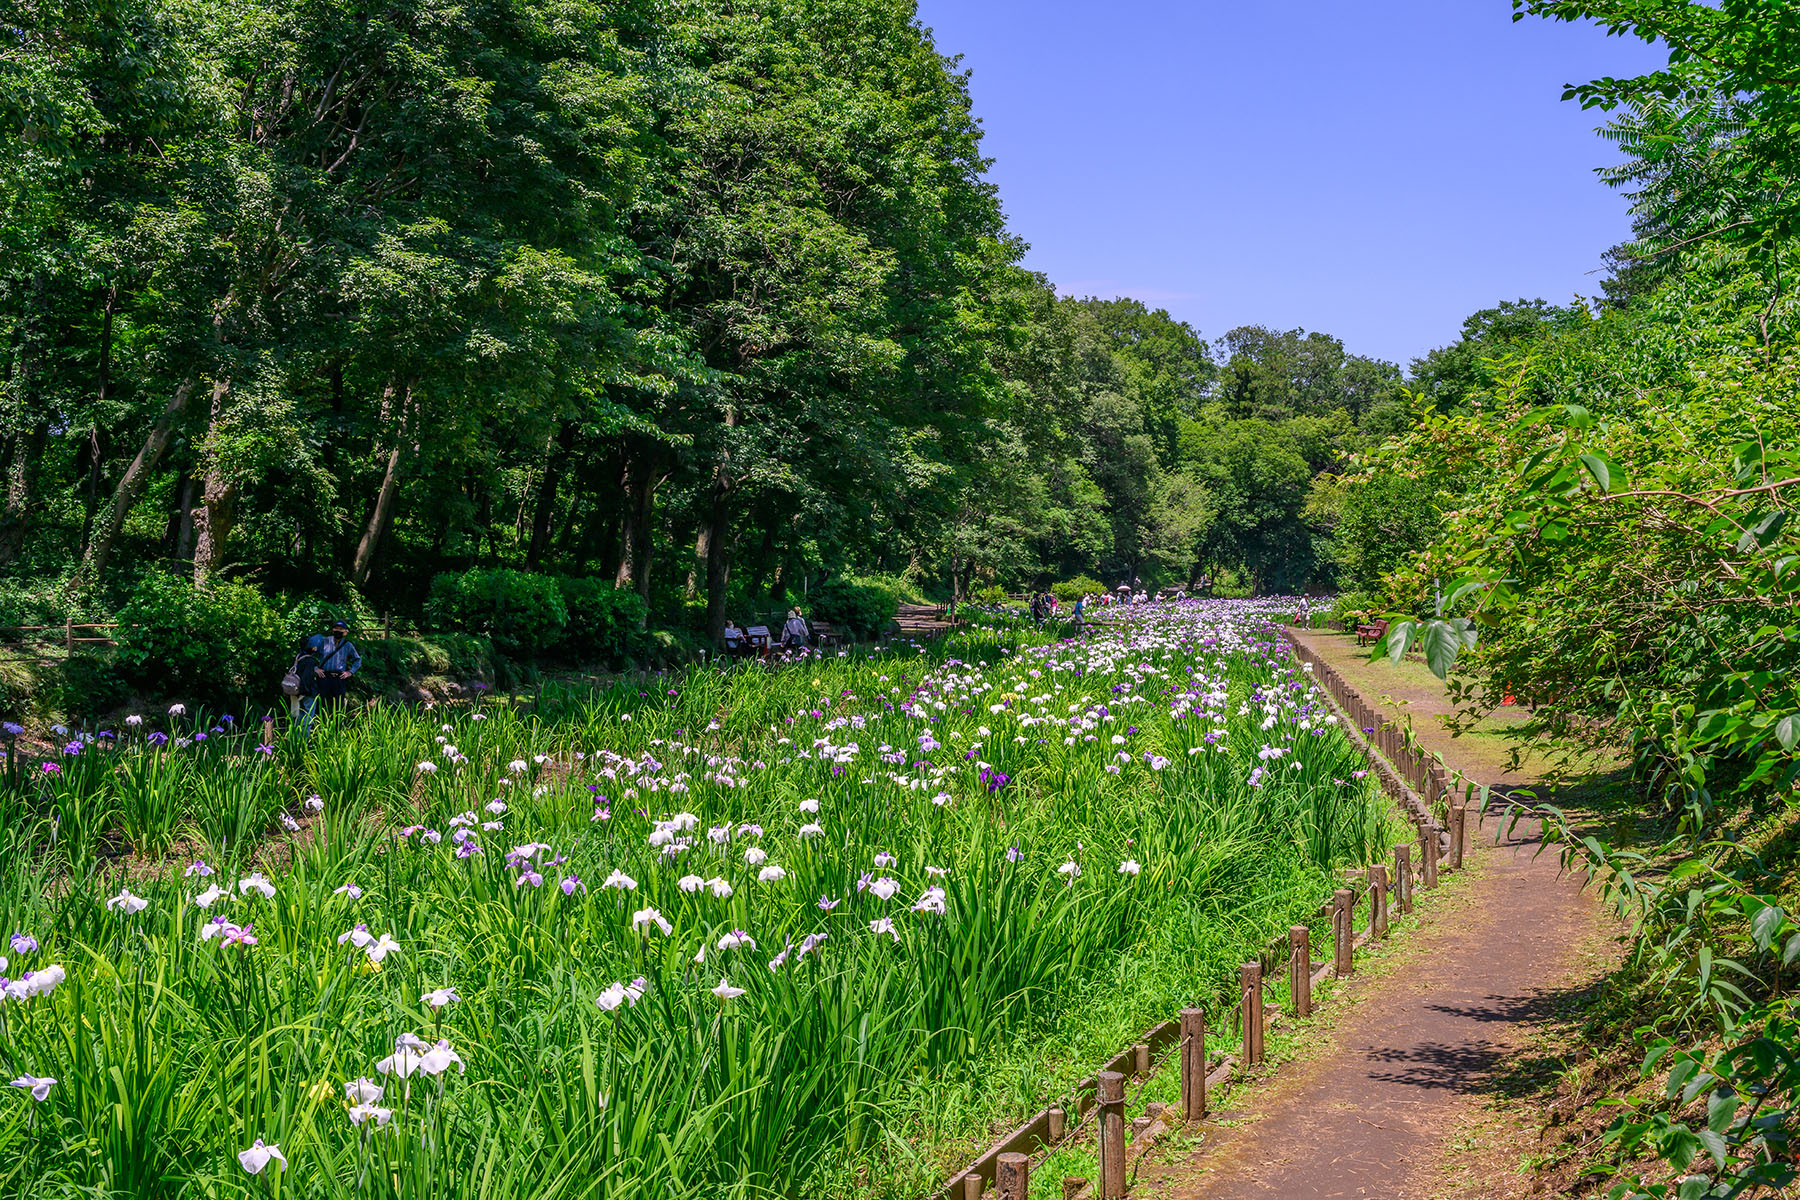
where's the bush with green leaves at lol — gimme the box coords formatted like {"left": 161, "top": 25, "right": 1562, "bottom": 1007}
{"left": 426, "top": 569, "right": 568, "bottom": 658}
{"left": 1052, "top": 575, "right": 1107, "bottom": 603}
{"left": 555, "top": 576, "right": 648, "bottom": 666}
{"left": 113, "top": 573, "right": 290, "bottom": 701}
{"left": 356, "top": 633, "right": 497, "bottom": 695}
{"left": 809, "top": 576, "right": 899, "bottom": 640}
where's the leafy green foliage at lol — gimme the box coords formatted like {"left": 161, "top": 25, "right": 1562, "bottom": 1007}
{"left": 112, "top": 573, "right": 288, "bottom": 700}
{"left": 808, "top": 576, "right": 898, "bottom": 640}
{"left": 426, "top": 569, "right": 569, "bottom": 659}
{"left": 1052, "top": 575, "right": 1108, "bottom": 602}
{"left": 555, "top": 576, "right": 648, "bottom": 666}
{"left": 1355, "top": 7, "right": 1800, "bottom": 1194}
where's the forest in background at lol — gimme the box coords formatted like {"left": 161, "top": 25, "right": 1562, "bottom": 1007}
{"left": 1, "top": 0, "right": 1559, "bottom": 679}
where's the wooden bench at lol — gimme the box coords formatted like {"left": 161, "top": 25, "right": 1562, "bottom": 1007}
{"left": 812, "top": 621, "right": 843, "bottom": 648}
{"left": 1355, "top": 617, "right": 1389, "bottom": 647}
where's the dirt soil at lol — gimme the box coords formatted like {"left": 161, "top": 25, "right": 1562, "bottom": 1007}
{"left": 1131, "top": 630, "right": 1625, "bottom": 1200}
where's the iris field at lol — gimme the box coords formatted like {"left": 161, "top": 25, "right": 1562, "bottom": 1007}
{"left": 0, "top": 600, "right": 1399, "bottom": 1199}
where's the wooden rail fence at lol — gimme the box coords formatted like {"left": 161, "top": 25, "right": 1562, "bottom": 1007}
{"left": 0, "top": 622, "right": 123, "bottom": 663}
{"left": 939, "top": 625, "right": 1486, "bottom": 1199}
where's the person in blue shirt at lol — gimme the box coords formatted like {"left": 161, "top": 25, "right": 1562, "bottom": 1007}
{"left": 303, "top": 619, "right": 362, "bottom": 733}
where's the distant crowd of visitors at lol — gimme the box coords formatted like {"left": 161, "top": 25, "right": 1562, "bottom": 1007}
{"left": 275, "top": 578, "right": 1196, "bottom": 737}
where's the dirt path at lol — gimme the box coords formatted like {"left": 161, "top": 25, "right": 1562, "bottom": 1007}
{"left": 1133, "top": 631, "right": 1620, "bottom": 1200}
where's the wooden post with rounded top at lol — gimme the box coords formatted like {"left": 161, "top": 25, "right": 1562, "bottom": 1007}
{"left": 1448, "top": 804, "right": 1466, "bottom": 871}
{"left": 996, "top": 1153, "right": 1029, "bottom": 1200}
{"left": 1098, "top": 1071, "right": 1127, "bottom": 1198}
{"left": 1395, "top": 842, "right": 1413, "bottom": 914}
{"left": 1134, "top": 1042, "right": 1150, "bottom": 1078}
{"left": 1423, "top": 827, "right": 1440, "bottom": 889}
{"left": 962, "top": 1172, "right": 983, "bottom": 1200}
{"left": 1288, "top": 925, "right": 1311, "bottom": 1018}
{"left": 1333, "top": 888, "right": 1354, "bottom": 977}
{"left": 1370, "top": 863, "right": 1389, "bottom": 938}
{"left": 1180, "top": 1008, "right": 1207, "bottom": 1121}
{"left": 1241, "top": 961, "right": 1265, "bottom": 1065}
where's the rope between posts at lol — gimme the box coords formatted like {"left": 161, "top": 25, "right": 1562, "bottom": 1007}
{"left": 1024, "top": 1025, "right": 1209, "bottom": 1174}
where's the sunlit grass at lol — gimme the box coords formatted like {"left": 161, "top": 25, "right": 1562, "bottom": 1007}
{"left": 0, "top": 601, "right": 1394, "bottom": 1199}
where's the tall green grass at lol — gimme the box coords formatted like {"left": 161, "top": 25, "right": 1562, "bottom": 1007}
{"left": 0, "top": 601, "right": 1395, "bottom": 1198}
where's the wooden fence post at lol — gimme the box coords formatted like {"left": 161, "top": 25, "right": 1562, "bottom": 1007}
{"left": 1423, "top": 828, "right": 1440, "bottom": 889}
{"left": 1369, "top": 864, "right": 1389, "bottom": 938}
{"left": 997, "top": 1152, "right": 1029, "bottom": 1200}
{"left": 962, "top": 1172, "right": 983, "bottom": 1200}
{"left": 1063, "top": 1180, "right": 1088, "bottom": 1200}
{"left": 1333, "top": 888, "right": 1354, "bottom": 977}
{"left": 1448, "top": 804, "right": 1466, "bottom": 871}
{"left": 1395, "top": 842, "right": 1413, "bottom": 914}
{"left": 1134, "top": 1042, "right": 1150, "bottom": 1078}
{"left": 1048, "top": 1106, "right": 1066, "bottom": 1143}
{"left": 1289, "top": 925, "right": 1311, "bottom": 1018}
{"left": 1097, "top": 1071, "right": 1127, "bottom": 1199}
{"left": 1241, "top": 962, "right": 1264, "bottom": 1066}
{"left": 1180, "top": 1008, "right": 1207, "bottom": 1120}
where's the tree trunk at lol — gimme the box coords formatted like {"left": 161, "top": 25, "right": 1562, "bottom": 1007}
{"left": 174, "top": 474, "right": 199, "bottom": 561}
{"left": 703, "top": 495, "right": 732, "bottom": 645}
{"left": 526, "top": 423, "right": 567, "bottom": 570}
{"left": 351, "top": 380, "right": 411, "bottom": 588}
{"left": 0, "top": 421, "right": 49, "bottom": 565}
{"left": 79, "top": 288, "right": 117, "bottom": 559}
{"left": 699, "top": 413, "right": 738, "bottom": 644}
{"left": 685, "top": 522, "right": 706, "bottom": 601}
{"left": 78, "top": 424, "right": 106, "bottom": 558}
{"left": 0, "top": 274, "right": 50, "bottom": 566}
{"left": 191, "top": 376, "right": 235, "bottom": 585}
{"left": 746, "top": 521, "right": 775, "bottom": 602}
{"left": 78, "top": 376, "right": 197, "bottom": 584}
{"left": 614, "top": 455, "right": 660, "bottom": 629}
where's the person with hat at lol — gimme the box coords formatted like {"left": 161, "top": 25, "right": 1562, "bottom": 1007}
{"left": 303, "top": 619, "right": 363, "bottom": 732}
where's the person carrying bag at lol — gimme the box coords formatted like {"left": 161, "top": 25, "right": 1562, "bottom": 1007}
{"left": 283, "top": 635, "right": 324, "bottom": 719}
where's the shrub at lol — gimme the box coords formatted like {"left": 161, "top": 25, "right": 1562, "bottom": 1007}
{"left": 357, "top": 633, "right": 497, "bottom": 695}
{"left": 282, "top": 592, "right": 383, "bottom": 647}
{"left": 972, "top": 584, "right": 1010, "bottom": 606}
{"left": 113, "top": 573, "right": 289, "bottom": 701}
{"left": 555, "top": 577, "right": 647, "bottom": 666}
{"left": 809, "top": 576, "right": 898, "bottom": 640}
{"left": 0, "top": 578, "right": 76, "bottom": 628}
{"left": 1051, "top": 575, "right": 1107, "bottom": 603}
{"left": 1327, "top": 590, "right": 1383, "bottom": 623}
{"left": 58, "top": 651, "right": 129, "bottom": 716}
{"left": 425, "top": 569, "right": 568, "bottom": 658}
{"left": 849, "top": 571, "right": 930, "bottom": 607}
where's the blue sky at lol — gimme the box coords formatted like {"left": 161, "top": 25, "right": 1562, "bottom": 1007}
{"left": 911, "top": 0, "right": 1668, "bottom": 366}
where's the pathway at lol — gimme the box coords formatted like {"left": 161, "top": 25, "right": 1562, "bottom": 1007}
{"left": 1134, "top": 629, "right": 1620, "bottom": 1200}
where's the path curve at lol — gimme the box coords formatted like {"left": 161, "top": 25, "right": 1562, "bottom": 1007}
{"left": 1136, "top": 630, "right": 1616, "bottom": 1200}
